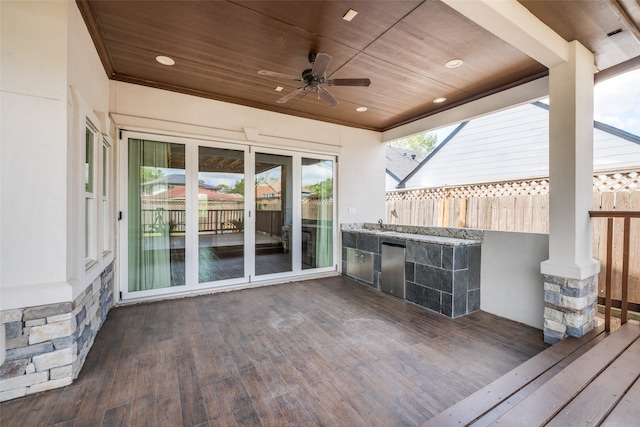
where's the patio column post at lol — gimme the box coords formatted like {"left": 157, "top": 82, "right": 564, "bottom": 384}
{"left": 541, "top": 41, "right": 600, "bottom": 344}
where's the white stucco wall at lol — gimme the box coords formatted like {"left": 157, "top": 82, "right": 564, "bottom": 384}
{"left": 481, "top": 230, "right": 549, "bottom": 329}
{"left": 1, "top": 1, "right": 110, "bottom": 311}
{"left": 1, "top": 0, "right": 72, "bottom": 307}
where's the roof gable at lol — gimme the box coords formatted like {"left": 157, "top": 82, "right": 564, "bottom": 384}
{"left": 385, "top": 145, "right": 424, "bottom": 183}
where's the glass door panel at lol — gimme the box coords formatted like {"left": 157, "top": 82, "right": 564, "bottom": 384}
{"left": 128, "top": 139, "right": 186, "bottom": 292}
{"left": 198, "top": 147, "right": 245, "bottom": 282}
{"left": 255, "top": 153, "right": 292, "bottom": 275}
{"left": 302, "top": 158, "right": 334, "bottom": 269}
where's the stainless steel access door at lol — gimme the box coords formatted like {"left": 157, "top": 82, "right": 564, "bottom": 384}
{"left": 381, "top": 243, "right": 405, "bottom": 298}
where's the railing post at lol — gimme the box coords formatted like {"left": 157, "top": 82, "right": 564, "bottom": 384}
{"left": 605, "top": 217, "right": 613, "bottom": 332}
{"left": 621, "top": 216, "right": 631, "bottom": 325}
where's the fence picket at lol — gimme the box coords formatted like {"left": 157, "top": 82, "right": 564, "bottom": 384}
{"left": 630, "top": 192, "right": 640, "bottom": 302}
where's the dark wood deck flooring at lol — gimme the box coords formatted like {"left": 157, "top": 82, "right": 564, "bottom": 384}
{"left": 422, "top": 320, "right": 640, "bottom": 426}
{"left": 0, "top": 276, "right": 548, "bottom": 426}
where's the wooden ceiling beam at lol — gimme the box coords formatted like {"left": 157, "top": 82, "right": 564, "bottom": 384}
{"left": 441, "top": 0, "right": 569, "bottom": 68}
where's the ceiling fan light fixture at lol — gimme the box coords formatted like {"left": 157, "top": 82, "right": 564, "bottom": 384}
{"left": 343, "top": 9, "right": 358, "bottom": 21}
{"left": 433, "top": 97, "right": 447, "bottom": 103}
{"left": 445, "top": 58, "right": 463, "bottom": 68}
{"left": 356, "top": 107, "right": 368, "bottom": 112}
{"left": 155, "top": 55, "right": 175, "bottom": 66}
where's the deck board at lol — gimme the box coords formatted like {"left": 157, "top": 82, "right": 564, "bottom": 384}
{"left": 0, "top": 276, "right": 547, "bottom": 426}
{"left": 422, "top": 321, "right": 640, "bottom": 427}
{"left": 421, "top": 325, "right": 606, "bottom": 427}
{"left": 546, "top": 336, "right": 640, "bottom": 426}
{"left": 470, "top": 330, "right": 609, "bottom": 427}
{"left": 600, "top": 374, "right": 640, "bottom": 426}
{"left": 492, "top": 322, "right": 640, "bottom": 426}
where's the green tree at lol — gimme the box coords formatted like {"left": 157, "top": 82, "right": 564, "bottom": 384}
{"left": 140, "top": 167, "right": 163, "bottom": 183}
{"left": 219, "top": 178, "right": 245, "bottom": 194}
{"left": 307, "top": 178, "right": 333, "bottom": 198}
{"left": 218, "top": 177, "right": 266, "bottom": 195}
{"left": 390, "top": 132, "right": 437, "bottom": 157}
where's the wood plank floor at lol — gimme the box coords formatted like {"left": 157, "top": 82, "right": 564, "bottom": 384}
{"left": 0, "top": 276, "right": 548, "bottom": 426}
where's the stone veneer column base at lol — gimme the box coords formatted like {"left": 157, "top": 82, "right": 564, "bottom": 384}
{"left": 0, "top": 263, "right": 114, "bottom": 401}
{"left": 543, "top": 272, "right": 598, "bottom": 344}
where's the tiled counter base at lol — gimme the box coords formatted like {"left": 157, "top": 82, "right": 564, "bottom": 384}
{"left": 342, "top": 225, "right": 482, "bottom": 318}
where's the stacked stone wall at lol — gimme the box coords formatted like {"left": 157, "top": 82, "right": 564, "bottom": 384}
{"left": 0, "top": 263, "right": 114, "bottom": 401}
{"left": 543, "top": 273, "right": 598, "bottom": 344}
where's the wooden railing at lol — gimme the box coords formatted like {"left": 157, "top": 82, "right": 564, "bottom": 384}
{"left": 142, "top": 208, "right": 284, "bottom": 236}
{"left": 142, "top": 208, "right": 243, "bottom": 233}
{"left": 589, "top": 211, "right": 640, "bottom": 331}
{"left": 255, "top": 210, "right": 283, "bottom": 237}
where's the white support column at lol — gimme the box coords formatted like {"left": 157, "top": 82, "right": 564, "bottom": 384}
{"left": 541, "top": 41, "right": 600, "bottom": 344}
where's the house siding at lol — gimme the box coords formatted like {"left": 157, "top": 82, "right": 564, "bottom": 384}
{"left": 405, "top": 103, "right": 640, "bottom": 188}
{"left": 386, "top": 172, "right": 400, "bottom": 190}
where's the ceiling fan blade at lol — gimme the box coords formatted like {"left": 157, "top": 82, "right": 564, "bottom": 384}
{"left": 317, "top": 87, "right": 339, "bottom": 108}
{"left": 311, "top": 53, "right": 332, "bottom": 77}
{"left": 258, "top": 70, "right": 300, "bottom": 80}
{"left": 276, "top": 87, "right": 306, "bottom": 104}
{"left": 327, "top": 78, "right": 371, "bottom": 87}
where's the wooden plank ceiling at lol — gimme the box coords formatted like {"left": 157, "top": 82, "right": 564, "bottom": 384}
{"left": 77, "top": 0, "right": 640, "bottom": 132}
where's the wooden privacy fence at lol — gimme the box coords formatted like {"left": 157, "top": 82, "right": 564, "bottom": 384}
{"left": 387, "top": 178, "right": 551, "bottom": 232}
{"left": 386, "top": 169, "right": 640, "bottom": 306}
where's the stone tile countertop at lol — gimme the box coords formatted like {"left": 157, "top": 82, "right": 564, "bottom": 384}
{"left": 341, "top": 223, "right": 483, "bottom": 246}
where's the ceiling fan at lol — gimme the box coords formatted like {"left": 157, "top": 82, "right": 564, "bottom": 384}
{"left": 258, "top": 53, "right": 371, "bottom": 108}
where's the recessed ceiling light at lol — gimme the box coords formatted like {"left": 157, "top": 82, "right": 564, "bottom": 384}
{"left": 445, "top": 59, "right": 464, "bottom": 68}
{"left": 156, "top": 55, "right": 175, "bottom": 66}
{"left": 275, "top": 86, "right": 284, "bottom": 92}
{"left": 433, "top": 97, "right": 447, "bottom": 104}
{"left": 356, "top": 106, "right": 368, "bottom": 112}
{"left": 343, "top": 9, "right": 358, "bottom": 21}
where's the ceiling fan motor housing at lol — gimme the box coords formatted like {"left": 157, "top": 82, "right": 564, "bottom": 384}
{"left": 302, "top": 68, "right": 323, "bottom": 87}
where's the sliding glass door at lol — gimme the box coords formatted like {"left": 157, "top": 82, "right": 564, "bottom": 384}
{"left": 122, "top": 132, "right": 337, "bottom": 299}
{"left": 302, "top": 158, "right": 333, "bottom": 269}
{"left": 127, "top": 139, "right": 186, "bottom": 292}
{"left": 198, "top": 146, "right": 245, "bottom": 282}
{"left": 255, "top": 153, "right": 292, "bottom": 276}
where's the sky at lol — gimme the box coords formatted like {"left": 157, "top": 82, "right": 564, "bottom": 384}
{"left": 197, "top": 159, "right": 333, "bottom": 190}
{"left": 594, "top": 68, "right": 640, "bottom": 136}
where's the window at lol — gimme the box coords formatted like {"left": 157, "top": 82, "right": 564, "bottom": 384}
{"left": 85, "top": 122, "right": 98, "bottom": 265}
{"left": 101, "top": 140, "right": 112, "bottom": 255}
{"left": 71, "top": 86, "right": 114, "bottom": 285}
{"left": 84, "top": 121, "right": 112, "bottom": 266}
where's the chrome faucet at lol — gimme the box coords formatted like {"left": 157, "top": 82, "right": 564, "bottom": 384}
{"left": 378, "top": 219, "right": 384, "bottom": 230}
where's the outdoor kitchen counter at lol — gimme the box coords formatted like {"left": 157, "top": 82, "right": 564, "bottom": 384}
{"left": 341, "top": 223, "right": 484, "bottom": 318}
{"left": 344, "top": 227, "right": 481, "bottom": 246}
